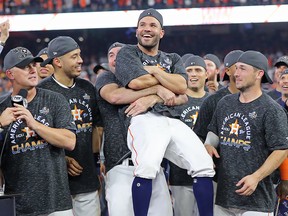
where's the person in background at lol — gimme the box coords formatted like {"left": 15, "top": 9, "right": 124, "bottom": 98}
{"left": 39, "top": 36, "right": 102, "bottom": 216}
{"left": 194, "top": 50, "right": 243, "bottom": 142}
{"left": 203, "top": 53, "right": 222, "bottom": 93}
{"left": 0, "top": 46, "right": 76, "bottom": 216}
{"left": 0, "top": 20, "right": 9, "bottom": 54}
{"left": 274, "top": 68, "right": 288, "bottom": 215}
{"left": 267, "top": 55, "right": 288, "bottom": 100}
{"left": 36, "top": 47, "right": 54, "bottom": 82}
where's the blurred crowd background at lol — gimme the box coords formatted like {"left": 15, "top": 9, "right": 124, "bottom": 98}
{"left": 1, "top": 0, "right": 288, "bottom": 14}
{"left": 0, "top": 0, "right": 287, "bottom": 95}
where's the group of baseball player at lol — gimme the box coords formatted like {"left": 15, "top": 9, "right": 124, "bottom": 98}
{"left": 0, "top": 7, "right": 287, "bottom": 216}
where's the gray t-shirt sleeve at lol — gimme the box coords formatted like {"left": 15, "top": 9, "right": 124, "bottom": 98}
{"left": 263, "top": 99, "right": 288, "bottom": 150}
{"left": 115, "top": 45, "right": 149, "bottom": 87}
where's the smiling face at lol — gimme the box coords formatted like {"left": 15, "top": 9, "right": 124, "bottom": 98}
{"left": 279, "top": 73, "right": 288, "bottom": 98}
{"left": 136, "top": 16, "right": 164, "bottom": 52}
{"left": 186, "top": 65, "right": 207, "bottom": 91}
{"left": 55, "top": 48, "right": 83, "bottom": 79}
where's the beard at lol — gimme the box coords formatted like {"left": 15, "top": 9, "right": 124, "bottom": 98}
{"left": 137, "top": 34, "right": 159, "bottom": 50}
{"left": 236, "top": 80, "right": 254, "bottom": 92}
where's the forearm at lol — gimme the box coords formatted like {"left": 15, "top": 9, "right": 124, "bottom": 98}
{"left": 173, "top": 94, "right": 188, "bottom": 105}
{"left": 92, "top": 126, "right": 101, "bottom": 153}
{"left": 253, "top": 149, "right": 288, "bottom": 182}
{"left": 33, "top": 121, "right": 76, "bottom": 151}
{"left": 152, "top": 69, "right": 187, "bottom": 94}
{"left": 128, "top": 74, "right": 159, "bottom": 90}
{"left": 102, "top": 84, "right": 159, "bottom": 105}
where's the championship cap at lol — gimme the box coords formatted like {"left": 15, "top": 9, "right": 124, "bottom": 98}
{"left": 184, "top": 55, "right": 206, "bottom": 70}
{"left": 36, "top": 47, "right": 48, "bottom": 57}
{"left": 223, "top": 50, "right": 244, "bottom": 81}
{"left": 3, "top": 47, "right": 43, "bottom": 71}
{"left": 274, "top": 56, "right": 288, "bottom": 67}
{"left": 138, "top": 8, "right": 163, "bottom": 27}
{"left": 279, "top": 68, "right": 288, "bottom": 78}
{"left": 41, "top": 36, "right": 79, "bottom": 66}
{"left": 108, "top": 42, "right": 125, "bottom": 53}
{"left": 93, "top": 63, "right": 110, "bottom": 74}
{"left": 181, "top": 53, "right": 194, "bottom": 65}
{"left": 203, "top": 54, "right": 221, "bottom": 69}
{"left": 237, "top": 50, "right": 272, "bottom": 84}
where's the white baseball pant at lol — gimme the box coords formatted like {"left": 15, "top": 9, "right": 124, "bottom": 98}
{"left": 105, "top": 161, "right": 173, "bottom": 216}
{"left": 127, "top": 111, "right": 215, "bottom": 179}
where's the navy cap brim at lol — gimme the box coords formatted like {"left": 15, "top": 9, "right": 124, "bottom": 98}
{"left": 262, "top": 73, "right": 273, "bottom": 84}
{"left": 15, "top": 56, "right": 43, "bottom": 68}
{"left": 223, "top": 73, "right": 229, "bottom": 81}
{"left": 40, "top": 57, "right": 53, "bottom": 67}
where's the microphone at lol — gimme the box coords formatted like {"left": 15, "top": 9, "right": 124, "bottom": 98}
{"left": 11, "top": 89, "right": 28, "bottom": 108}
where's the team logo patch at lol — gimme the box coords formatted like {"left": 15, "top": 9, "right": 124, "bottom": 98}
{"left": 71, "top": 105, "right": 84, "bottom": 121}
{"left": 249, "top": 111, "right": 257, "bottom": 119}
{"left": 40, "top": 107, "right": 49, "bottom": 115}
{"left": 83, "top": 93, "right": 90, "bottom": 100}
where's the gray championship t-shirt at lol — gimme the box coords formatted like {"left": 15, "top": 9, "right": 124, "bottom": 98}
{"left": 95, "top": 71, "right": 130, "bottom": 172}
{"left": 38, "top": 77, "right": 101, "bottom": 195}
{"left": 0, "top": 88, "right": 75, "bottom": 216}
{"left": 193, "top": 86, "right": 231, "bottom": 141}
{"left": 208, "top": 93, "right": 288, "bottom": 212}
{"left": 114, "top": 44, "right": 188, "bottom": 117}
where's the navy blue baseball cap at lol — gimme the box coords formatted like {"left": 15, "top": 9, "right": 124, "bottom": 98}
{"left": 37, "top": 47, "right": 48, "bottom": 57}
{"left": 203, "top": 54, "right": 221, "bottom": 69}
{"left": 184, "top": 55, "right": 206, "bottom": 70}
{"left": 280, "top": 68, "right": 288, "bottom": 78}
{"left": 237, "top": 50, "right": 272, "bottom": 84}
{"left": 41, "top": 36, "right": 79, "bottom": 66}
{"left": 223, "top": 50, "right": 244, "bottom": 81}
{"left": 3, "top": 47, "right": 43, "bottom": 71}
{"left": 274, "top": 56, "right": 288, "bottom": 67}
{"left": 108, "top": 42, "right": 125, "bottom": 53}
{"left": 181, "top": 53, "right": 194, "bottom": 65}
{"left": 138, "top": 8, "right": 163, "bottom": 27}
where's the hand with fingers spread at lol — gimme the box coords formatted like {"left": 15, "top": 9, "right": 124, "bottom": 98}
{"left": 235, "top": 174, "right": 259, "bottom": 196}
{"left": 65, "top": 156, "right": 83, "bottom": 176}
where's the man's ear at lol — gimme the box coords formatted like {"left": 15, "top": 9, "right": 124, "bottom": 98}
{"left": 53, "top": 58, "right": 62, "bottom": 68}
{"left": 6, "top": 69, "right": 14, "bottom": 80}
